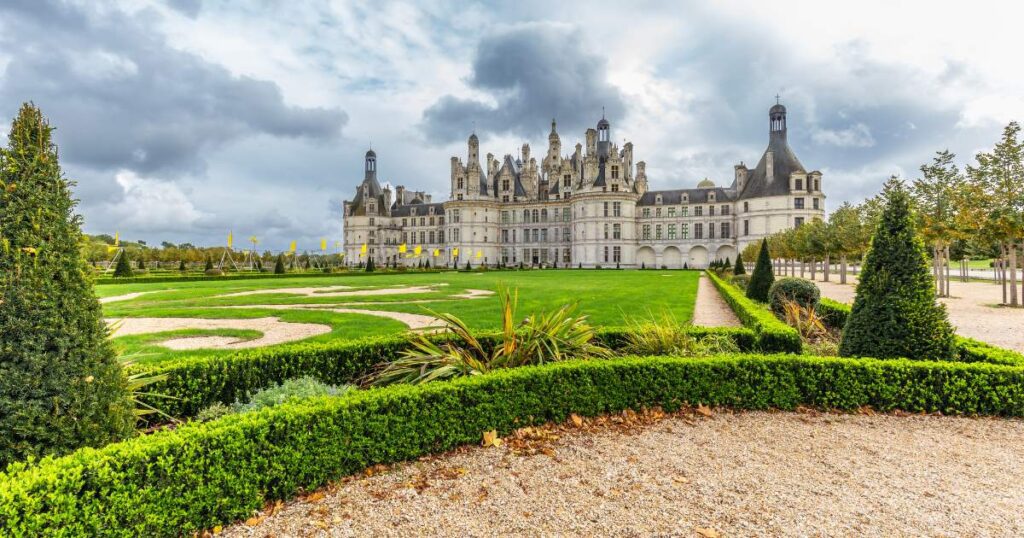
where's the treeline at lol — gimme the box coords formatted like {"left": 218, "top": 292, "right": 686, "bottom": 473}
{"left": 747, "top": 120, "right": 1024, "bottom": 306}
{"left": 81, "top": 235, "right": 344, "bottom": 271}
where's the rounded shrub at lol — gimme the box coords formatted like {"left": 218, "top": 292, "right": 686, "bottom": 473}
{"left": 768, "top": 277, "right": 820, "bottom": 314}
{"left": 731, "top": 274, "right": 751, "bottom": 291}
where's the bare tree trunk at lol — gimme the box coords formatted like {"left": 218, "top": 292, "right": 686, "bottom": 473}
{"left": 932, "top": 245, "right": 942, "bottom": 297}
{"left": 840, "top": 254, "right": 848, "bottom": 284}
{"left": 1000, "top": 248, "right": 1008, "bottom": 305}
{"left": 824, "top": 254, "right": 830, "bottom": 282}
{"left": 810, "top": 258, "right": 816, "bottom": 281}
{"left": 1010, "top": 244, "right": 1019, "bottom": 307}
{"left": 944, "top": 245, "right": 951, "bottom": 296}
{"left": 800, "top": 260, "right": 805, "bottom": 278}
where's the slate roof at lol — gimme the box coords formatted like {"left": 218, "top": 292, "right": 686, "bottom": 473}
{"left": 637, "top": 187, "right": 734, "bottom": 206}
{"left": 390, "top": 202, "right": 444, "bottom": 218}
{"left": 737, "top": 131, "right": 806, "bottom": 199}
{"left": 347, "top": 176, "right": 385, "bottom": 216}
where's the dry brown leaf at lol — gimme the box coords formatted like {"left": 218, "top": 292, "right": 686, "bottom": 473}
{"left": 482, "top": 429, "right": 502, "bottom": 447}
{"left": 305, "top": 491, "right": 326, "bottom": 502}
{"left": 244, "top": 516, "right": 263, "bottom": 527}
{"left": 673, "top": 476, "right": 690, "bottom": 485}
{"left": 696, "top": 404, "right": 713, "bottom": 417}
{"left": 695, "top": 527, "right": 720, "bottom": 538}
{"left": 570, "top": 413, "right": 584, "bottom": 427}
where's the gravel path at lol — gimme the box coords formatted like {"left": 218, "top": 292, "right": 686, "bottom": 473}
{"left": 223, "top": 410, "right": 1024, "bottom": 537}
{"left": 106, "top": 317, "right": 331, "bottom": 349}
{"left": 801, "top": 273, "right": 1024, "bottom": 352}
{"left": 691, "top": 274, "right": 741, "bottom": 327}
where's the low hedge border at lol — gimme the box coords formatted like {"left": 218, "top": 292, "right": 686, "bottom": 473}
{"left": 705, "top": 271, "right": 802, "bottom": 353}
{"left": 816, "top": 297, "right": 1024, "bottom": 366}
{"left": 95, "top": 269, "right": 453, "bottom": 286}
{"left": 3, "top": 353, "right": 1023, "bottom": 536}
{"left": 143, "top": 326, "right": 758, "bottom": 419}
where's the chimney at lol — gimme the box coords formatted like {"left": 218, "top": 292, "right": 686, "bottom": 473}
{"left": 765, "top": 152, "right": 774, "bottom": 184}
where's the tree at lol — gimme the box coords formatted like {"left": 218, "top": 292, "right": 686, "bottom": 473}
{"left": 828, "top": 202, "right": 866, "bottom": 284}
{"left": 913, "top": 150, "right": 963, "bottom": 297}
{"left": 838, "top": 180, "right": 957, "bottom": 360}
{"left": 0, "top": 103, "right": 134, "bottom": 467}
{"left": 113, "top": 251, "right": 133, "bottom": 277}
{"left": 365, "top": 257, "right": 375, "bottom": 272}
{"left": 273, "top": 254, "right": 286, "bottom": 274}
{"left": 746, "top": 238, "right": 774, "bottom": 302}
{"left": 733, "top": 252, "right": 745, "bottom": 275}
{"left": 136, "top": 257, "right": 146, "bottom": 270}
{"left": 178, "top": 259, "right": 186, "bottom": 272}
{"left": 204, "top": 256, "right": 214, "bottom": 271}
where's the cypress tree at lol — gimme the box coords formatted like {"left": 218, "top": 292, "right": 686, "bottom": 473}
{"left": 683, "top": 262, "right": 688, "bottom": 270}
{"left": 733, "top": 252, "right": 745, "bottom": 275}
{"left": 178, "top": 259, "right": 186, "bottom": 272}
{"left": 365, "top": 257, "right": 375, "bottom": 272}
{"left": 0, "top": 103, "right": 134, "bottom": 467}
{"left": 273, "top": 253, "right": 285, "bottom": 274}
{"left": 113, "top": 251, "right": 133, "bottom": 277}
{"left": 746, "top": 238, "right": 774, "bottom": 302}
{"left": 204, "top": 256, "right": 214, "bottom": 271}
{"left": 839, "top": 181, "right": 957, "bottom": 360}
{"left": 136, "top": 257, "right": 145, "bottom": 270}
{"left": 465, "top": 260, "right": 471, "bottom": 270}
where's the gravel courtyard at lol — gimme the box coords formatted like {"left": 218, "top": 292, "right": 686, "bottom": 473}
{"left": 224, "top": 410, "right": 1024, "bottom": 537}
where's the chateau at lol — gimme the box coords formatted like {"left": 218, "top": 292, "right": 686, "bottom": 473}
{"left": 343, "top": 103, "right": 825, "bottom": 268}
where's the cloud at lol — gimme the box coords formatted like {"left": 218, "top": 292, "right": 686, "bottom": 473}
{"left": 421, "top": 22, "right": 626, "bottom": 142}
{"left": 0, "top": 0, "right": 346, "bottom": 176}
{"left": 164, "top": 0, "right": 202, "bottom": 18}
{"left": 107, "top": 170, "right": 206, "bottom": 233}
{"left": 812, "top": 123, "right": 876, "bottom": 148}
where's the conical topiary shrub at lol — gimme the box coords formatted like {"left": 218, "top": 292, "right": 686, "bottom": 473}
{"left": 113, "top": 251, "right": 133, "bottom": 278}
{"left": 273, "top": 253, "right": 286, "bottom": 274}
{"left": 205, "top": 256, "right": 214, "bottom": 271}
{"left": 365, "top": 257, "right": 375, "bottom": 272}
{"left": 0, "top": 103, "right": 134, "bottom": 467}
{"left": 733, "top": 252, "right": 745, "bottom": 275}
{"left": 178, "top": 259, "right": 186, "bottom": 272}
{"left": 839, "top": 181, "right": 956, "bottom": 360}
{"left": 746, "top": 238, "right": 774, "bottom": 302}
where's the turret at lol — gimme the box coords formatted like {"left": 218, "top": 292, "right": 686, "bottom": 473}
{"left": 597, "top": 117, "right": 610, "bottom": 158}
{"left": 734, "top": 163, "right": 748, "bottom": 192}
{"left": 769, "top": 102, "right": 787, "bottom": 142}
{"left": 364, "top": 149, "right": 377, "bottom": 181}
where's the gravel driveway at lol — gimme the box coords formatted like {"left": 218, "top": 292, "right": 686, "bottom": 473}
{"left": 223, "top": 410, "right": 1024, "bottom": 537}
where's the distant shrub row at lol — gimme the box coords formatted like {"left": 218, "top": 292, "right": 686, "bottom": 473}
{"left": 3, "top": 353, "right": 1023, "bottom": 536}
{"left": 95, "top": 269, "right": 452, "bottom": 285}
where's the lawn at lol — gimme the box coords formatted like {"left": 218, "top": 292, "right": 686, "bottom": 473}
{"left": 99, "top": 269, "right": 700, "bottom": 366}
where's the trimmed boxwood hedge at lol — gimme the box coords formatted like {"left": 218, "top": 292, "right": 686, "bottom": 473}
{"left": 816, "top": 297, "right": 1024, "bottom": 367}
{"left": 142, "top": 326, "right": 758, "bottom": 419}
{"left": 706, "top": 271, "right": 802, "bottom": 353}
{"left": 3, "top": 353, "right": 1023, "bottom": 536}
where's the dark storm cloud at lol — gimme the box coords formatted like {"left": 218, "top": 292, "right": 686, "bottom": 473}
{"left": 0, "top": 0, "right": 346, "bottom": 176}
{"left": 421, "top": 23, "right": 625, "bottom": 142}
{"left": 165, "top": 0, "right": 202, "bottom": 18}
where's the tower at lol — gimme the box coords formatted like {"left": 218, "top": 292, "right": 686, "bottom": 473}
{"left": 769, "top": 101, "right": 787, "bottom": 141}
{"left": 364, "top": 149, "right": 377, "bottom": 181}
{"left": 597, "top": 116, "right": 610, "bottom": 158}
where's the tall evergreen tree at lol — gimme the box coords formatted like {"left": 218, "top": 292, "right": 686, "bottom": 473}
{"left": 178, "top": 259, "right": 186, "bottom": 272}
{"left": 113, "top": 251, "right": 133, "bottom": 278}
{"left": 733, "top": 252, "right": 745, "bottom": 275}
{"left": 839, "top": 180, "right": 957, "bottom": 360}
{"left": 273, "top": 253, "right": 286, "bottom": 274}
{"left": 0, "top": 103, "right": 134, "bottom": 467}
{"left": 136, "top": 257, "right": 145, "bottom": 270}
{"left": 746, "top": 238, "right": 774, "bottom": 302}
{"left": 365, "top": 257, "right": 375, "bottom": 272}
{"left": 204, "top": 256, "right": 214, "bottom": 271}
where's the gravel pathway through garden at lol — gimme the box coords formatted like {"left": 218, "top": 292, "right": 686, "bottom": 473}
{"left": 222, "top": 410, "right": 1024, "bottom": 537}
{"left": 691, "top": 274, "right": 741, "bottom": 327}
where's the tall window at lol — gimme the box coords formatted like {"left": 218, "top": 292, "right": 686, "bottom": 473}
{"left": 721, "top": 205, "right": 729, "bottom": 215}
{"left": 721, "top": 222, "right": 730, "bottom": 239}
{"left": 603, "top": 202, "right": 609, "bottom": 217}
{"left": 813, "top": 198, "right": 820, "bottom": 210}
{"left": 795, "top": 217, "right": 805, "bottom": 228}
{"left": 681, "top": 206, "right": 689, "bottom": 217}
{"left": 502, "top": 229, "right": 509, "bottom": 243}
{"left": 452, "top": 210, "right": 460, "bottom": 223}
{"left": 603, "top": 246, "right": 609, "bottom": 263}
{"left": 563, "top": 174, "right": 571, "bottom": 188}
{"left": 695, "top": 206, "right": 703, "bottom": 216}
{"left": 541, "top": 209, "right": 548, "bottom": 222}
{"left": 611, "top": 166, "right": 619, "bottom": 179}
{"left": 532, "top": 229, "right": 539, "bottom": 242}
{"left": 794, "top": 197, "right": 805, "bottom": 209}
{"left": 541, "top": 228, "right": 548, "bottom": 242}
{"left": 795, "top": 178, "right": 803, "bottom": 190}
{"left": 532, "top": 209, "right": 540, "bottom": 223}
{"left": 668, "top": 224, "right": 677, "bottom": 240}
{"left": 694, "top": 223, "right": 703, "bottom": 239}
{"left": 744, "top": 220, "right": 750, "bottom": 235}
{"left": 502, "top": 179, "right": 510, "bottom": 191}
{"left": 613, "top": 223, "right": 621, "bottom": 239}
{"left": 668, "top": 207, "right": 676, "bottom": 217}
{"left": 501, "top": 211, "right": 509, "bottom": 223}
{"left": 429, "top": 231, "right": 435, "bottom": 243}
{"left": 642, "top": 224, "right": 651, "bottom": 240}
{"left": 603, "top": 223, "right": 609, "bottom": 239}
{"left": 681, "top": 223, "right": 689, "bottom": 239}
{"left": 457, "top": 178, "right": 463, "bottom": 189}
{"left": 563, "top": 207, "right": 571, "bottom": 222}
{"left": 744, "top": 201, "right": 749, "bottom": 212}
{"left": 613, "top": 202, "right": 621, "bottom": 217}
{"left": 709, "top": 206, "right": 716, "bottom": 216}
{"left": 613, "top": 246, "right": 621, "bottom": 262}
{"left": 642, "top": 208, "right": 651, "bottom": 218}
{"left": 563, "top": 227, "right": 570, "bottom": 242}
{"left": 655, "top": 225, "right": 663, "bottom": 240}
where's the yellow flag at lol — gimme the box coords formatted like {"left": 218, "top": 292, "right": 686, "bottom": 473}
{"left": 414, "top": 245, "right": 422, "bottom": 256}
{"left": 360, "top": 243, "right": 367, "bottom": 255}
{"left": 453, "top": 247, "right": 459, "bottom": 257}
{"left": 106, "top": 245, "right": 118, "bottom": 253}
{"left": 113, "top": 231, "right": 120, "bottom": 247}
{"left": 433, "top": 248, "right": 440, "bottom": 257}
{"left": 320, "top": 239, "right": 327, "bottom": 251}
{"left": 475, "top": 250, "right": 482, "bottom": 259}
{"left": 227, "top": 231, "right": 233, "bottom": 249}
{"left": 398, "top": 243, "right": 407, "bottom": 253}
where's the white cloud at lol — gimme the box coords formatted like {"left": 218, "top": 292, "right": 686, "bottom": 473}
{"left": 812, "top": 123, "right": 876, "bottom": 148}
{"left": 108, "top": 170, "right": 205, "bottom": 233}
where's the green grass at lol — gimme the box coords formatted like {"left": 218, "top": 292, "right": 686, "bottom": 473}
{"left": 99, "top": 270, "right": 700, "bottom": 366}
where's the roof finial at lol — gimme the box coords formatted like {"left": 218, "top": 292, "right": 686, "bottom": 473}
{"left": 775, "top": 93, "right": 781, "bottom": 104}
{"left": 471, "top": 120, "right": 476, "bottom": 135}
{"left": 602, "top": 106, "right": 606, "bottom": 119}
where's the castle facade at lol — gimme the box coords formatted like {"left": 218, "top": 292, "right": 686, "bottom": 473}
{"left": 343, "top": 103, "right": 825, "bottom": 268}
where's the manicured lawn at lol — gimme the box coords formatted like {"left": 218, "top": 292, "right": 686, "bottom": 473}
{"left": 99, "top": 269, "right": 700, "bottom": 366}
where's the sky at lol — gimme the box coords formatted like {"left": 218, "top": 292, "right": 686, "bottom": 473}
{"left": 1, "top": 0, "right": 1022, "bottom": 250}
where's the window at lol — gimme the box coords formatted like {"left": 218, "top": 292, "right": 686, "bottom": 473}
{"left": 457, "top": 194, "right": 463, "bottom": 200}
{"left": 501, "top": 211, "right": 509, "bottom": 224}
{"left": 668, "top": 224, "right": 677, "bottom": 240}
{"left": 452, "top": 210, "right": 460, "bottom": 223}
{"left": 695, "top": 206, "right": 703, "bottom": 217}
{"left": 795, "top": 178, "right": 803, "bottom": 190}
{"left": 439, "top": 216, "right": 445, "bottom": 225}
{"left": 420, "top": 217, "right": 425, "bottom": 226}
{"left": 563, "top": 174, "right": 571, "bottom": 188}
{"left": 655, "top": 225, "right": 663, "bottom": 240}
{"left": 613, "top": 223, "right": 621, "bottom": 239}
{"left": 502, "top": 195, "right": 510, "bottom": 202}
{"left": 613, "top": 246, "right": 621, "bottom": 263}
{"left": 611, "top": 202, "right": 620, "bottom": 217}
{"left": 541, "top": 229, "right": 548, "bottom": 242}
{"left": 694, "top": 223, "right": 703, "bottom": 239}
{"left": 681, "top": 223, "right": 689, "bottom": 239}
{"left": 795, "top": 217, "right": 805, "bottom": 228}
{"left": 429, "top": 217, "right": 435, "bottom": 225}
{"left": 604, "top": 246, "right": 609, "bottom": 263}
{"left": 681, "top": 206, "right": 689, "bottom": 217}
{"left": 532, "top": 209, "right": 540, "bottom": 223}
{"left": 540, "top": 209, "right": 547, "bottom": 222}
{"left": 708, "top": 224, "right": 715, "bottom": 239}
{"left": 611, "top": 183, "right": 619, "bottom": 192}
{"left": 611, "top": 166, "right": 619, "bottom": 179}
{"left": 369, "top": 218, "right": 375, "bottom": 226}
{"left": 502, "top": 230, "right": 509, "bottom": 243}
{"left": 563, "top": 207, "right": 571, "bottom": 222}
{"left": 532, "top": 229, "right": 539, "bottom": 242}
{"left": 794, "top": 197, "right": 805, "bottom": 209}
{"left": 656, "top": 207, "right": 662, "bottom": 217}
{"left": 642, "top": 224, "right": 651, "bottom": 240}
{"left": 721, "top": 222, "right": 730, "bottom": 239}
{"left": 523, "top": 209, "right": 530, "bottom": 222}
{"left": 603, "top": 202, "right": 609, "bottom": 217}
{"left": 402, "top": 232, "right": 408, "bottom": 243}
{"left": 721, "top": 205, "right": 729, "bottom": 215}
{"left": 513, "top": 230, "right": 517, "bottom": 243}
{"left": 814, "top": 179, "right": 819, "bottom": 191}
{"left": 813, "top": 198, "right": 820, "bottom": 210}
{"left": 642, "top": 208, "right": 651, "bottom": 218}
{"left": 744, "top": 201, "right": 749, "bottom": 212}
{"left": 563, "top": 227, "right": 570, "bottom": 241}
{"left": 604, "top": 223, "right": 609, "bottom": 239}
{"left": 457, "top": 178, "right": 464, "bottom": 189}
{"left": 419, "top": 231, "right": 426, "bottom": 243}
{"left": 563, "top": 249, "right": 571, "bottom": 263}
{"left": 744, "top": 219, "right": 750, "bottom": 235}
{"left": 402, "top": 218, "right": 408, "bottom": 227}
{"left": 502, "top": 179, "right": 510, "bottom": 191}
{"left": 668, "top": 207, "right": 676, "bottom": 217}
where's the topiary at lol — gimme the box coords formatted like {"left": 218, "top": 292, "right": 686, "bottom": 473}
{"left": 733, "top": 252, "right": 745, "bottom": 275}
{"left": 204, "top": 256, "right": 214, "bottom": 271}
{"left": 746, "top": 238, "right": 774, "bottom": 302}
{"left": 768, "top": 277, "right": 820, "bottom": 315}
{"left": 365, "top": 257, "right": 375, "bottom": 273}
{"left": 137, "top": 257, "right": 145, "bottom": 270}
{"left": 273, "top": 254, "right": 285, "bottom": 274}
{"left": 178, "top": 259, "right": 186, "bottom": 272}
{"left": 839, "top": 181, "right": 957, "bottom": 360}
{"left": 683, "top": 262, "right": 688, "bottom": 270}
{"left": 113, "top": 251, "right": 133, "bottom": 278}
{"left": 0, "top": 103, "right": 134, "bottom": 467}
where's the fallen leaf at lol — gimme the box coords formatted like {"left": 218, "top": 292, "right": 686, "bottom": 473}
{"left": 482, "top": 429, "right": 502, "bottom": 447}
{"left": 696, "top": 404, "right": 713, "bottom": 417}
{"left": 305, "top": 491, "right": 325, "bottom": 502}
{"left": 673, "top": 476, "right": 690, "bottom": 485}
{"left": 211, "top": 525, "right": 223, "bottom": 535}
{"left": 244, "top": 516, "right": 263, "bottom": 527}
{"left": 570, "top": 413, "right": 584, "bottom": 427}
{"left": 695, "top": 527, "right": 720, "bottom": 538}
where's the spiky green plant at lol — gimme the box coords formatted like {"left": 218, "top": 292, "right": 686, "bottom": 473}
{"left": 362, "top": 287, "right": 611, "bottom": 386}
{"left": 620, "top": 311, "right": 740, "bottom": 356}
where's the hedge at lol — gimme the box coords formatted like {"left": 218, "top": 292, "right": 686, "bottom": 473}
{"left": 706, "top": 271, "right": 802, "bottom": 353}
{"left": 2, "top": 353, "right": 1023, "bottom": 536}
{"left": 142, "top": 326, "right": 758, "bottom": 419}
{"left": 817, "top": 297, "right": 1024, "bottom": 367}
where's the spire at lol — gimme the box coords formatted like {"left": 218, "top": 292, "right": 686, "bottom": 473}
{"left": 769, "top": 99, "right": 787, "bottom": 141}
{"left": 364, "top": 148, "right": 377, "bottom": 182}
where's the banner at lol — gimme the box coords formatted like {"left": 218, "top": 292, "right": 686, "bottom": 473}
{"left": 414, "top": 245, "right": 422, "bottom": 256}
{"left": 227, "top": 231, "right": 232, "bottom": 249}
{"left": 398, "top": 243, "right": 407, "bottom": 253}
{"left": 320, "top": 239, "right": 327, "bottom": 252}
{"left": 289, "top": 241, "right": 297, "bottom": 253}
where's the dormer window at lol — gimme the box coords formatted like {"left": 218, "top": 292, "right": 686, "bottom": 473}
{"left": 411, "top": 208, "right": 417, "bottom": 216}
{"left": 795, "top": 178, "right": 803, "bottom": 190}
{"left": 429, "top": 207, "right": 435, "bottom": 215}
{"left": 682, "top": 194, "right": 688, "bottom": 203}
{"left": 611, "top": 166, "right": 619, "bottom": 179}
{"left": 655, "top": 195, "right": 662, "bottom": 205}
{"left": 563, "top": 174, "right": 571, "bottom": 188}
{"left": 709, "top": 193, "right": 716, "bottom": 202}
{"left": 457, "top": 178, "right": 464, "bottom": 189}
